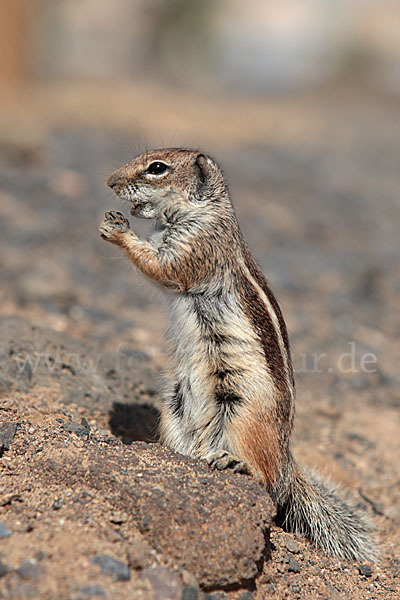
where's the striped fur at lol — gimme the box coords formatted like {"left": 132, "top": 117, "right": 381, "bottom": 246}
{"left": 100, "top": 148, "right": 377, "bottom": 562}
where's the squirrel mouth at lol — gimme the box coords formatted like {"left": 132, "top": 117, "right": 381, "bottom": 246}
{"left": 112, "top": 186, "right": 156, "bottom": 219}
{"left": 114, "top": 192, "right": 142, "bottom": 215}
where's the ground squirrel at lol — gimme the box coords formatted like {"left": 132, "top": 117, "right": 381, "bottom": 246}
{"left": 99, "top": 148, "right": 376, "bottom": 561}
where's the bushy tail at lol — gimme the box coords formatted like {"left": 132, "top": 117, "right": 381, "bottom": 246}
{"left": 273, "top": 459, "right": 378, "bottom": 562}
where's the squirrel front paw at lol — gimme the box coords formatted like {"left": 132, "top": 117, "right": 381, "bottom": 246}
{"left": 99, "top": 211, "right": 130, "bottom": 243}
{"left": 207, "top": 450, "right": 249, "bottom": 474}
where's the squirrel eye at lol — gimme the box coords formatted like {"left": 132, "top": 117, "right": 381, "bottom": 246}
{"left": 146, "top": 161, "right": 168, "bottom": 175}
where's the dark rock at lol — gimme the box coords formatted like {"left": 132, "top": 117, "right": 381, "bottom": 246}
{"left": 91, "top": 554, "right": 130, "bottom": 581}
{"left": 358, "top": 564, "right": 372, "bottom": 578}
{"left": 77, "top": 584, "right": 106, "bottom": 597}
{"left": 128, "top": 445, "right": 273, "bottom": 589}
{"left": 63, "top": 418, "right": 90, "bottom": 438}
{"left": 0, "top": 522, "right": 12, "bottom": 538}
{"left": 141, "top": 567, "right": 182, "bottom": 600}
{"left": 0, "top": 559, "right": 9, "bottom": 577}
{"left": 285, "top": 538, "right": 301, "bottom": 554}
{"left": 182, "top": 586, "right": 201, "bottom": 600}
{"left": 17, "top": 558, "right": 41, "bottom": 580}
{"left": 34, "top": 442, "right": 274, "bottom": 590}
{"left": 0, "top": 421, "right": 18, "bottom": 455}
{"left": 288, "top": 558, "right": 301, "bottom": 573}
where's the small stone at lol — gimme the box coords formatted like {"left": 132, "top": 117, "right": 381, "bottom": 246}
{"left": 77, "top": 584, "right": 106, "bottom": 597}
{"left": 0, "top": 522, "right": 12, "bottom": 538}
{"left": 285, "top": 538, "right": 301, "bottom": 554}
{"left": 182, "top": 586, "right": 200, "bottom": 600}
{"left": 0, "top": 422, "right": 18, "bottom": 454}
{"left": 288, "top": 557, "right": 301, "bottom": 573}
{"left": 0, "top": 559, "right": 9, "bottom": 578}
{"left": 91, "top": 554, "right": 130, "bottom": 581}
{"left": 63, "top": 418, "right": 91, "bottom": 438}
{"left": 358, "top": 564, "right": 372, "bottom": 578}
{"left": 17, "top": 558, "right": 41, "bottom": 580}
{"left": 52, "top": 497, "right": 63, "bottom": 510}
{"left": 141, "top": 567, "right": 182, "bottom": 600}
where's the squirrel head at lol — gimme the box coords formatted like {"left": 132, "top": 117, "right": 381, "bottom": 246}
{"left": 107, "top": 148, "right": 230, "bottom": 220}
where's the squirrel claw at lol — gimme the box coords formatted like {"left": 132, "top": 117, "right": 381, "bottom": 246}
{"left": 99, "top": 211, "right": 130, "bottom": 243}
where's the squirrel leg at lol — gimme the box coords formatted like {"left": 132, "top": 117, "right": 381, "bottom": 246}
{"left": 99, "top": 211, "right": 174, "bottom": 285}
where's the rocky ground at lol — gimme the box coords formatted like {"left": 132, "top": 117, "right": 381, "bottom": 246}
{"left": 0, "top": 84, "right": 399, "bottom": 599}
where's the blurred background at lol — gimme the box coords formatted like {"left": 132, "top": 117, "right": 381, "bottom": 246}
{"left": 2, "top": 0, "right": 400, "bottom": 93}
{"left": 0, "top": 0, "right": 399, "bottom": 395}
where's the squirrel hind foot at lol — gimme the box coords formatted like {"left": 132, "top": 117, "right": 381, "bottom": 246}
{"left": 207, "top": 450, "right": 249, "bottom": 474}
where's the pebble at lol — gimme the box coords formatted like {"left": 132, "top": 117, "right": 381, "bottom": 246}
{"left": 0, "top": 421, "right": 18, "bottom": 453}
{"left": 285, "top": 538, "right": 301, "bottom": 554}
{"left": 288, "top": 557, "right": 301, "bottom": 573}
{"left": 91, "top": 554, "right": 130, "bottom": 581}
{"left": 0, "top": 522, "right": 12, "bottom": 538}
{"left": 358, "top": 564, "right": 373, "bottom": 578}
{"left": 63, "top": 418, "right": 91, "bottom": 438}
{"left": 52, "top": 497, "right": 63, "bottom": 510}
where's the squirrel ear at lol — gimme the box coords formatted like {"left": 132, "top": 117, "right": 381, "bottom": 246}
{"left": 195, "top": 153, "right": 209, "bottom": 185}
